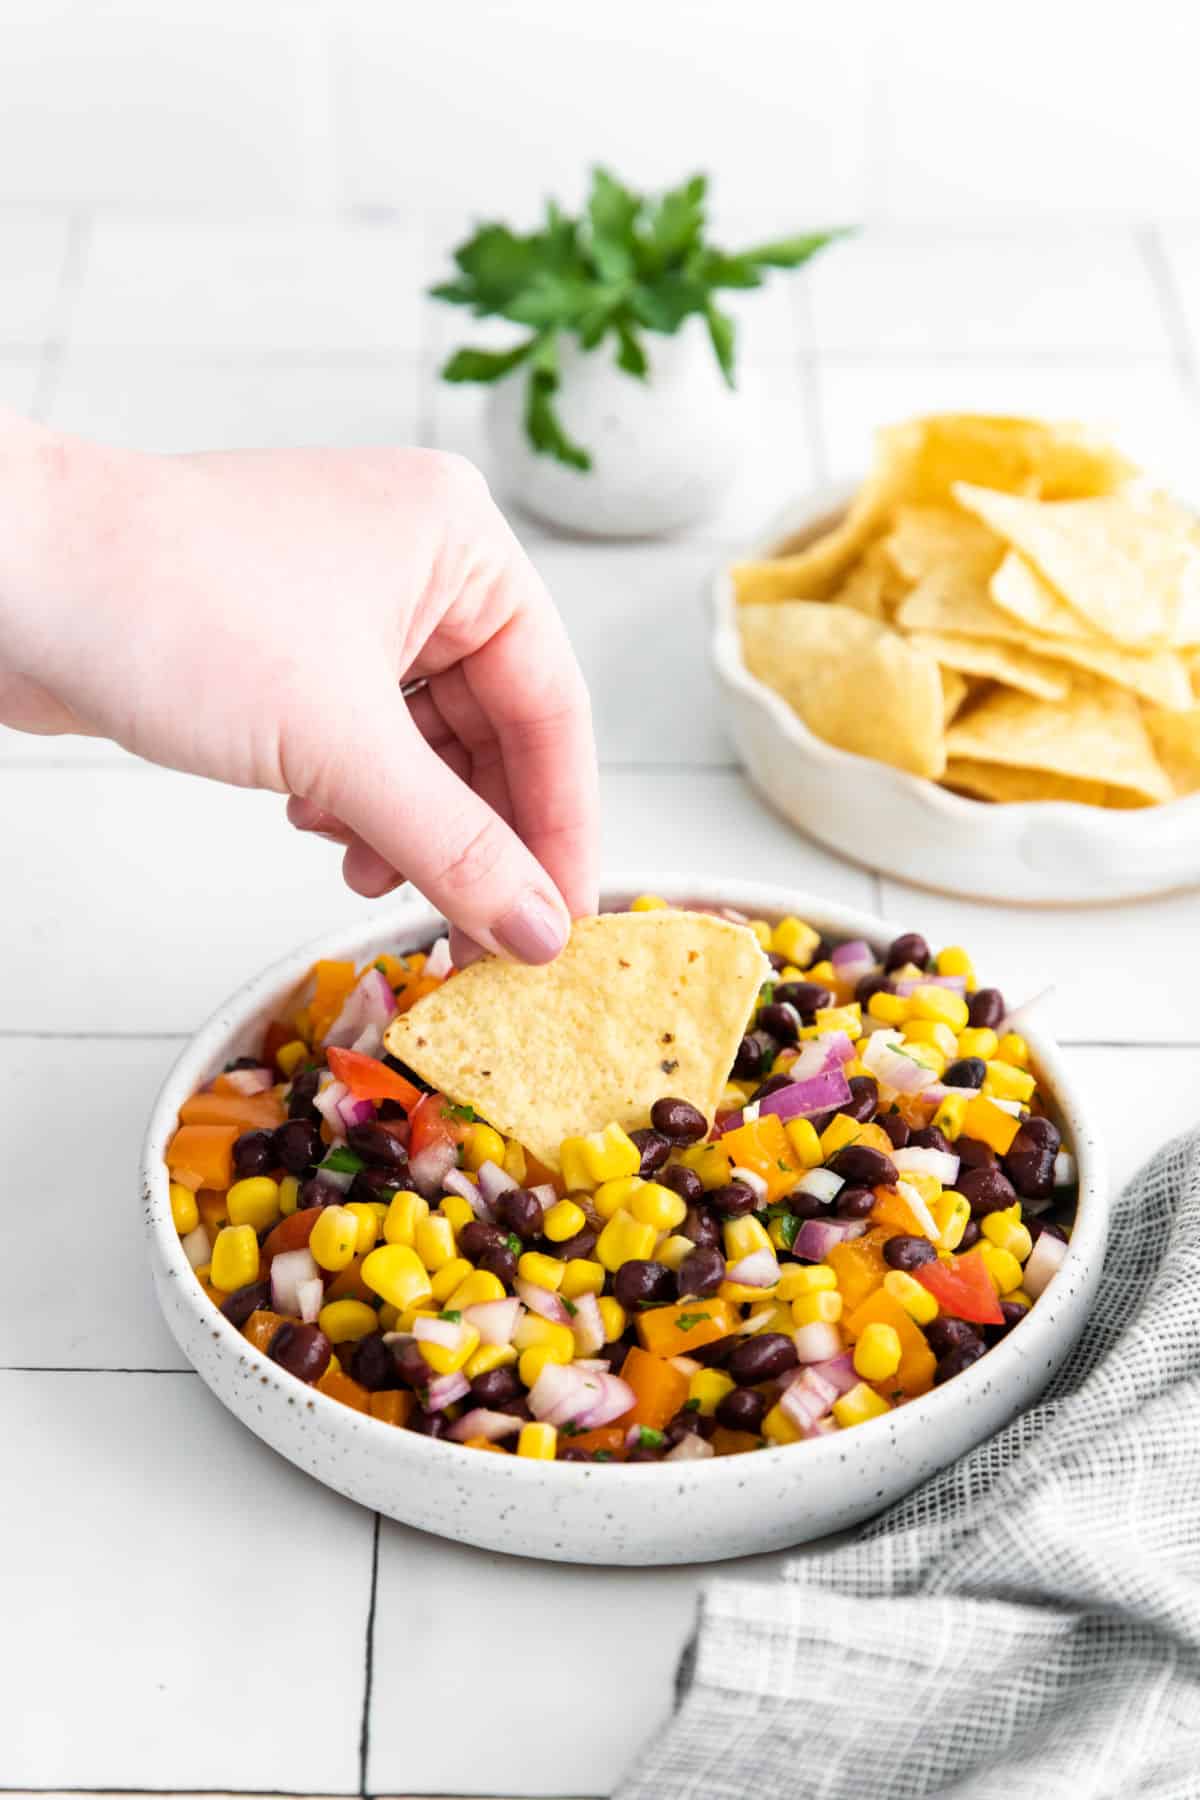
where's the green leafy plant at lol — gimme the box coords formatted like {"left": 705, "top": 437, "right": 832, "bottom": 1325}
{"left": 431, "top": 169, "right": 848, "bottom": 470}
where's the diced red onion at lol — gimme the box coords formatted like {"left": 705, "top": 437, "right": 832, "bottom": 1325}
{"left": 425, "top": 1369, "right": 471, "bottom": 1410}
{"left": 570, "top": 1293, "right": 606, "bottom": 1357}
{"left": 793, "top": 1167, "right": 844, "bottom": 1204}
{"left": 893, "top": 1146, "right": 960, "bottom": 1185}
{"left": 820, "top": 1031, "right": 857, "bottom": 1066}
{"left": 336, "top": 1091, "right": 376, "bottom": 1133}
{"left": 1054, "top": 1150, "right": 1077, "bottom": 1187}
{"left": 729, "top": 1165, "right": 769, "bottom": 1203}
{"left": 222, "top": 1067, "right": 274, "bottom": 1095}
{"left": 575, "top": 1357, "right": 611, "bottom": 1371}
{"left": 409, "top": 1140, "right": 459, "bottom": 1198}
{"left": 862, "top": 1034, "right": 939, "bottom": 1095}
{"left": 442, "top": 1167, "right": 489, "bottom": 1218}
{"left": 448, "top": 1407, "right": 524, "bottom": 1443}
{"left": 462, "top": 1297, "right": 521, "bottom": 1345}
{"left": 999, "top": 986, "right": 1055, "bottom": 1038}
{"left": 314, "top": 1077, "right": 349, "bottom": 1137}
{"left": 760, "top": 1066, "right": 852, "bottom": 1125}
{"left": 350, "top": 1023, "right": 383, "bottom": 1059}
{"left": 792, "top": 1320, "right": 844, "bottom": 1364}
{"left": 528, "top": 1184, "right": 556, "bottom": 1216}
{"left": 576, "top": 1370, "right": 636, "bottom": 1427}
{"left": 831, "top": 940, "right": 876, "bottom": 984}
{"left": 991, "top": 1096, "right": 1027, "bottom": 1118}
{"left": 315, "top": 1164, "right": 355, "bottom": 1194}
{"left": 181, "top": 1224, "right": 210, "bottom": 1269}
{"left": 892, "top": 974, "right": 968, "bottom": 997}
{"left": 726, "top": 1248, "right": 781, "bottom": 1287}
{"left": 807, "top": 1351, "right": 859, "bottom": 1395}
{"left": 414, "top": 1314, "right": 467, "bottom": 1352}
{"left": 665, "top": 1434, "right": 715, "bottom": 1462}
{"left": 792, "top": 1217, "right": 865, "bottom": 1262}
{"left": 271, "top": 1247, "right": 319, "bottom": 1316}
{"left": 424, "top": 936, "right": 453, "bottom": 980}
{"left": 514, "top": 1278, "right": 570, "bottom": 1324}
{"left": 527, "top": 1361, "right": 594, "bottom": 1426}
{"left": 477, "top": 1159, "right": 518, "bottom": 1208}
{"left": 297, "top": 1277, "right": 324, "bottom": 1324}
{"left": 325, "top": 968, "right": 399, "bottom": 1049}
{"left": 669, "top": 1354, "right": 703, "bottom": 1376}
{"left": 1022, "top": 1232, "right": 1068, "bottom": 1299}
{"left": 788, "top": 1039, "right": 835, "bottom": 1081}
{"left": 780, "top": 1368, "right": 838, "bottom": 1434}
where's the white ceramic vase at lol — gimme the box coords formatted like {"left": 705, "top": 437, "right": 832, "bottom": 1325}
{"left": 485, "top": 315, "right": 745, "bottom": 537}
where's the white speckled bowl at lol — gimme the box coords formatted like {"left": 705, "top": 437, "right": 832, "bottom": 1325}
{"left": 143, "top": 877, "right": 1106, "bottom": 1566}
{"left": 712, "top": 486, "right": 1200, "bottom": 903}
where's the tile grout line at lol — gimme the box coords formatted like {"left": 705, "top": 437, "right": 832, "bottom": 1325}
{"left": 30, "top": 209, "right": 90, "bottom": 420}
{"left": 358, "top": 1511, "right": 382, "bottom": 1797}
{"left": 1136, "top": 222, "right": 1200, "bottom": 406}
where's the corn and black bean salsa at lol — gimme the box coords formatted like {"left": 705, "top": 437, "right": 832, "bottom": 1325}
{"left": 165, "top": 900, "right": 1077, "bottom": 1463}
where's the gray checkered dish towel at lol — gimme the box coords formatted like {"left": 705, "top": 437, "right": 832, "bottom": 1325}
{"left": 615, "top": 1129, "right": 1200, "bottom": 1800}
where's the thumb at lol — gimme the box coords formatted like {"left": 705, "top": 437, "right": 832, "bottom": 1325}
{"left": 307, "top": 702, "right": 573, "bottom": 964}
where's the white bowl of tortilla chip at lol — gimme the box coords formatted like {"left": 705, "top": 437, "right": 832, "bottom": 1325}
{"left": 142, "top": 879, "right": 1105, "bottom": 1566}
{"left": 712, "top": 459, "right": 1200, "bottom": 904}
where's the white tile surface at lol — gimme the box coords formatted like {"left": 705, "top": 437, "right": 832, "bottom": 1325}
{"left": 0, "top": 352, "right": 45, "bottom": 414}
{"left": 808, "top": 227, "right": 1171, "bottom": 355}
{"left": 1069, "top": 1046, "right": 1200, "bottom": 1196}
{"left": 0, "top": 1370, "right": 372, "bottom": 1791}
{"left": 0, "top": 1038, "right": 187, "bottom": 1371}
{"left": 1155, "top": 225, "right": 1200, "bottom": 365}
{"left": 69, "top": 218, "right": 425, "bottom": 351}
{"left": 0, "top": 212, "right": 71, "bottom": 345}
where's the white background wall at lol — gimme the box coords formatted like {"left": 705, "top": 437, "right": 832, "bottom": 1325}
{"left": 0, "top": 0, "right": 1196, "bottom": 226}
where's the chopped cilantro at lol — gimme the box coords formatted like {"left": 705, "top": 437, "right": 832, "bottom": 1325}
{"left": 592, "top": 1449, "right": 615, "bottom": 1462}
{"left": 505, "top": 1232, "right": 522, "bottom": 1255}
{"left": 758, "top": 981, "right": 776, "bottom": 1007}
{"left": 561, "top": 1297, "right": 578, "bottom": 1317}
{"left": 763, "top": 1201, "right": 791, "bottom": 1219}
{"left": 374, "top": 959, "right": 388, "bottom": 973}
{"left": 439, "top": 1309, "right": 462, "bottom": 1323}
{"left": 444, "top": 1102, "right": 476, "bottom": 1122}
{"left": 682, "top": 1397, "right": 701, "bottom": 1412}
{"left": 321, "top": 1146, "right": 364, "bottom": 1174}
{"left": 779, "top": 1213, "right": 800, "bottom": 1250}
{"left": 675, "top": 1311, "right": 711, "bottom": 1332}
{"left": 560, "top": 1420, "right": 580, "bottom": 1436}
{"left": 636, "top": 1426, "right": 666, "bottom": 1449}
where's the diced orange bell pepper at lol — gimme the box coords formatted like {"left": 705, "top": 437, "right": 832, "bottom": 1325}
{"left": 322, "top": 1257, "right": 377, "bottom": 1305}
{"left": 197, "top": 1189, "right": 229, "bottom": 1234}
{"left": 371, "top": 953, "right": 408, "bottom": 988}
{"left": 870, "top": 1186, "right": 932, "bottom": 1237}
{"left": 316, "top": 1367, "right": 370, "bottom": 1412}
{"left": 615, "top": 1347, "right": 690, "bottom": 1431}
{"left": 565, "top": 1425, "right": 627, "bottom": 1456}
{"left": 843, "top": 1287, "right": 936, "bottom": 1399}
{"left": 166, "top": 1123, "right": 239, "bottom": 1193}
{"left": 635, "top": 1298, "right": 736, "bottom": 1359}
{"left": 393, "top": 973, "right": 442, "bottom": 1015}
{"left": 855, "top": 1121, "right": 899, "bottom": 1158}
{"left": 260, "top": 1208, "right": 319, "bottom": 1267}
{"left": 464, "top": 1436, "right": 508, "bottom": 1452}
{"left": 178, "top": 1090, "right": 283, "bottom": 1133}
{"left": 718, "top": 1113, "right": 802, "bottom": 1203}
{"left": 243, "top": 1309, "right": 288, "bottom": 1353}
{"left": 711, "top": 1426, "right": 762, "bottom": 1456}
{"left": 523, "top": 1149, "right": 565, "bottom": 1197}
{"left": 262, "top": 1019, "right": 298, "bottom": 1069}
{"left": 308, "top": 959, "right": 357, "bottom": 1043}
{"left": 368, "top": 1390, "right": 414, "bottom": 1427}
{"left": 824, "top": 1229, "right": 890, "bottom": 1313}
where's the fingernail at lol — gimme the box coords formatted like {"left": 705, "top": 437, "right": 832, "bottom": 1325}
{"left": 493, "top": 892, "right": 569, "bottom": 965}
{"left": 449, "top": 927, "right": 485, "bottom": 970}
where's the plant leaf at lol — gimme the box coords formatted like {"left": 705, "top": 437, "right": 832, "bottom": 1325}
{"left": 524, "top": 338, "right": 591, "bottom": 470}
{"left": 642, "top": 172, "right": 708, "bottom": 269}
{"left": 630, "top": 273, "right": 709, "bottom": 333}
{"left": 504, "top": 270, "right": 616, "bottom": 330}
{"left": 587, "top": 166, "right": 640, "bottom": 283}
{"left": 704, "top": 303, "right": 736, "bottom": 386}
{"left": 440, "top": 340, "right": 539, "bottom": 384}
{"left": 693, "top": 250, "right": 764, "bottom": 291}
{"left": 740, "top": 227, "right": 853, "bottom": 269}
{"left": 452, "top": 223, "right": 547, "bottom": 311}
{"left": 614, "top": 320, "right": 648, "bottom": 378}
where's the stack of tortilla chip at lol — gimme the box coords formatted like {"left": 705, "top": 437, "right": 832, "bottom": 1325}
{"left": 731, "top": 414, "right": 1200, "bottom": 806}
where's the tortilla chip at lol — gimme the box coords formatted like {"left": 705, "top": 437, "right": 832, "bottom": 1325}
{"left": 954, "top": 482, "right": 1200, "bottom": 649}
{"left": 907, "top": 630, "right": 1071, "bottom": 701}
{"left": 988, "top": 541, "right": 1099, "bottom": 643}
{"left": 940, "top": 667, "right": 970, "bottom": 724}
{"left": 739, "top": 601, "right": 946, "bottom": 778}
{"left": 383, "top": 912, "right": 768, "bottom": 1171}
{"left": 882, "top": 504, "right": 1002, "bottom": 589}
{"left": 943, "top": 758, "right": 1119, "bottom": 807}
{"left": 830, "top": 551, "right": 887, "bottom": 621}
{"left": 945, "top": 678, "right": 1173, "bottom": 805}
{"left": 895, "top": 414, "right": 1133, "bottom": 505}
{"left": 1142, "top": 707, "right": 1200, "bottom": 796}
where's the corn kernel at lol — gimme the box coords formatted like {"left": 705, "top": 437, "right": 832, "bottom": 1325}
{"left": 630, "top": 1182, "right": 687, "bottom": 1232}
{"left": 932, "top": 1189, "right": 970, "bottom": 1252}
{"left": 361, "top": 1244, "right": 433, "bottom": 1311}
{"left": 278, "top": 1174, "right": 300, "bottom": 1217}
{"left": 377, "top": 1302, "right": 400, "bottom": 1331}
{"left": 777, "top": 1264, "right": 837, "bottom": 1300}
{"left": 429, "top": 1257, "right": 474, "bottom": 1304}
{"left": 511, "top": 1314, "right": 575, "bottom": 1359}
{"left": 807, "top": 959, "right": 835, "bottom": 985}
{"left": 310, "top": 1205, "right": 359, "bottom": 1272}
{"left": 169, "top": 1181, "right": 199, "bottom": 1236}
{"left": 227, "top": 1176, "right": 280, "bottom": 1233}
{"left": 461, "top": 1120, "right": 506, "bottom": 1173}
{"left": 854, "top": 1321, "right": 902, "bottom": 1382}
{"left": 957, "top": 1026, "right": 999, "bottom": 1062}
{"left": 1007, "top": 1289, "right": 1033, "bottom": 1311}
{"left": 749, "top": 918, "right": 773, "bottom": 949}
{"left": 445, "top": 1269, "right": 506, "bottom": 1310}
{"left": 883, "top": 1269, "right": 939, "bottom": 1324}
{"left": 415, "top": 1213, "right": 457, "bottom": 1272}
{"left": 983, "top": 1059, "right": 1037, "bottom": 1104}
{"left": 819, "top": 1111, "right": 862, "bottom": 1160}
{"left": 930, "top": 1090, "right": 970, "bottom": 1141}
{"left": 397, "top": 1301, "right": 437, "bottom": 1332}
{"left": 657, "top": 1233, "right": 697, "bottom": 1272}
{"left": 344, "top": 1201, "right": 380, "bottom": 1255}
{"left": 629, "top": 892, "right": 668, "bottom": 911}
{"left": 559, "top": 1258, "right": 606, "bottom": 1299}
{"left": 868, "top": 990, "right": 908, "bottom": 1025}
{"left": 542, "top": 1198, "right": 586, "bottom": 1242}
{"left": 981, "top": 1205, "right": 1033, "bottom": 1263}
{"left": 464, "top": 1342, "right": 518, "bottom": 1380}
{"left": 318, "top": 1298, "right": 379, "bottom": 1343}
{"left": 908, "top": 984, "right": 970, "bottom": 1032}
{"left": 418, "top": 1320, "right": 480, "bottom": 1375}
{"left": 559, "top": 1122, "right": 641, "bottom": 1191}
{"left": 519, "top": 1343, "right": 569, "bottom": 1386}
{"left": 833, "top": 1381, "right": 892, "bottom": 1428}
{"left": 502, "top": 1139, "right": 527, "bottom": 1184}
{"left": 518, "top": 1250, "right": 564, "bottom": 1291}
{"left": 810, "top": 1003, "right": 862, "bottom": 1039}
{"left": 596, "top": 1296, "right": 627, "bottom": 1341}
{"left": 998, "top": 1031, "right": 1030, "bottom": 1067}
{"left": 595, "top": 1208, "right": 657, "bottom": 1272}
{"left": 720, "top": 1280, "right": 780, "bottom": 1304}
{"left": 903, "top": 1018, "right": 959, "bottom": 1059}
{"left": 275, "top": 1039, "right": 309, "bottom": 1078}
{"left": 771, "top": 915, "right": 820, "bottom": 967}
{"left": 384, "top": 1189, "right": 429, "bottom": 1247}
{"left": 979, "top": 1242, "right": 1024, "bottom": 1294}
{"left": 792, "top": 1290, "right": 843, "bottom": 1327}
{"left": 517, "top": 1422, "right": 557, "bottom": 1459}
{"left": 962, "top": 1095, "right": 1021, "bottom": 1155}
{"left": 723, "top": 1214, "right": 772, "bottom": 1261}
{"left": 784, "top": 1117, "right": 823, "bottom": 1168}
{"left": 936, "top": 946, "right": 975, "bottom": 985}
{"left": 677, "top": 1142, "right": 734, "bottom": 1188}
{"left": 438, "top": 1193, "right": 475, "bottom": 1236}
{"left": 762, "top": 1401, "right": 802, "bottom": 1444}
{"left": 777, "top": 964, "right": 803, "bottom": 981}
{"left": 688, "top": 1368, "right": 736, "bottom": 1415}
{"left": 843, "top": 1058, "right": 873, "bottom": 1081}
{"left": 211, "top": 1224, "right": 259, "bottom": 1293}
{"left": 746, "top": 1301, "right": 793, "bottom": 1335}
{"left": 593, "top": 1175, "right": 643, "bottom": 1221}
{"left": 903, "top": 1040, "right": 946, "bottom": 1079}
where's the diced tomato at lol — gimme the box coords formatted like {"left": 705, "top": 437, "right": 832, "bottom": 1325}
{"left": 260, "top": 1208, "right": 319, "bottom": 1267}
{"left": 914, "top": 1248, "right": 1004, "bottom": 1324}
{"left": 407, "top": 1091, "right": 471, "bottom": 1160}
{"left": 326, "top": 1046, "right": 421, "bottom": 1110}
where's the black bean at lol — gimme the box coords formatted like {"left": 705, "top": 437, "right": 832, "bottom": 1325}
{"left": 553, "top": 1224, "right": 598, "bottom": 1261}
{"left": 232, "top": 1129, "right": 276, "bottom": 1178}
{"left": 349, "top": 1165, "right": 401, "bottom": 1207}
{"left": 650, "top": 1097, "right": 707, "bottom": 1143}
{"left": 934, "top": 1340, "right": 987, "bottom": 1384}
{"left": 273, "top": 1117, "right": 323, "bottom": 1175}
{"left": 681, "top": 1203, "right": 721, "bottom": 1247}
{"left": 478, "top": 1244, "right": 518, "bottom": 1287}
{"left": 408, "top": 1408, "right": 447, "bottom": 1438}
{"left": 766, "top": 951, "right": 788, "bottom": 973}
{"left": 470, "top": 1366, "right": 521, "bottom": 1408}
{"left": 677, "top": 1246, "right": 725, "bottom": 1298}
{"left": 956, "top": 1136, "right": 997, "bottom": 1171}
{"left": 660, "top": 1164, "right": 704, "bottom": 1206}
{"left": 715, "top": 1387, "right": 767, "bottom": 1433}
{"left": 839, "top": 1075, "right": 880, "bottom": 1123}
{"left": 297, "top": 1175, "right": 343, "bottom": 1211}
{"left": 559, "top": 1446, "right": 595, "bottom": 1462}
{"left": 726, "top": 1333, "right": 798, "bottom": 1386}
{"left": 392, "top": 1340, "right": 432, "bottom": 1389}
{"left": 348, "top": 1334, "right": 397, "bottom": 1391}
{"left": 757, "top": 1002, "right": 802, "bottom": 1045}
{"left": 1004, "top": 1116, "right": 1061, "bottom": 1201}
{"left": 376, "top": 1098, "right": 408, "bottom": 1121}
{"left": 855, "top": 973, "right": 892, "bottom": 1009}
{"left": 959, "top": 1219, "right": 981, "bottom": 1250}
{"left": 286, "top": 1068, "right": 321, "bottom": 1122}
{"left": 221, "top": 1279, "right": 272, "bottom": 1329}
{"left": 268, "top": 1322, "right": 332, "bottom": 1384}
{"left": 791, "top": 1188, "right": 834, "bottom": 1219}
{"left": 689, "top": 1336, "right": 734, "bottom": 1367}
{"left": 458, "top": 1220, "right": 507, "bottom": 1260}
{"left": 925, "top": 1317, "right": 983, "bottom": 1359}
{"left": 733, "top": 1031, "right": 778, "bottom": 1079}
{"left": 496, "top": 1186, "right": 543, "bottom": 1241}
{"left": 504, "top": 1396, "right": 532, "bottom": 1424}
{"left": 828, "top": 1144, "right": 897, "bottom": 1187}
{"left": 968, "top": 988, "right": 1006, "bottom": 1030}
{"left": 884, "top": 932, "right": 930, "bottom": 973}
{"left": 1028, "top": 1216, "right": 1068, "bottom": 1245}
{"left": 883, "top": 1234, "right": 937, "bottom": 1271}
{"left": 773, "top": 981, "right": 835, "bottom": 1020}
{"left": 630, "top": 1128, "right": 671, "bottom": 1177}
{"left": 347, "top": 1122, "right": 409, "bottom": 1171}
{"left": 749, "top": 1072, "right": 795, "bottom": 1104}
{"left": 614, "top": 1260, "right": 675, "bottom": 1309}
{"left": 879, "top": 1112, "right": 910, "bottom": 1151}
{"left": 708, "top": 1181, "right": 758, "bottom": 1218}
{"left": 625, "top": 1445, "right": 664, "bottom": 1462}
{"left": 944, "top": 1057, "right": 987, "bottom": 1090}
{"left": 909, "top": 1125, "right": 952, "bottom": 1154}
{"left": 998, "top": 1300, "right": 1029, "bottom": 1333}
{"left": 958, "top": 1165, "right": 1017, "bottom": 1217}
{"left": 836, "top": 1185, "right": 877, "bottom": 1220}
{"left": 665, "top": 1409, "right": 715, "bottom": 1445}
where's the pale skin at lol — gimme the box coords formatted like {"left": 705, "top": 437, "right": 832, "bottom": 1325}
{"left": 0, "top": 414, "right": 598, "bottom": 964}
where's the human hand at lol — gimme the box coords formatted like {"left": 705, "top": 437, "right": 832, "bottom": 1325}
{"left": 0, "top": 416, "right": 597, "bottom": 962}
